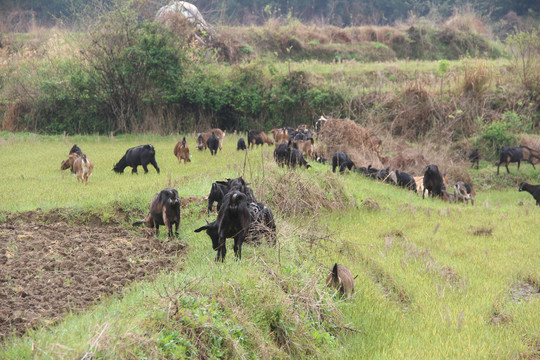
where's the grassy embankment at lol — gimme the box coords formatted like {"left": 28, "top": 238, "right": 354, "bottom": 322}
{"left": 0, "top": 133, "right": 538, "bottom": 359}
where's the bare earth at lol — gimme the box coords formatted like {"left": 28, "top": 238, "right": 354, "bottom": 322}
{"left": 0, "top": 211, "right": 185, "bottom": 339}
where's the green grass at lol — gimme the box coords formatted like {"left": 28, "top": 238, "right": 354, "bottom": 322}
{"left": 0, "top": 133, "right": 539, "bottom": 359}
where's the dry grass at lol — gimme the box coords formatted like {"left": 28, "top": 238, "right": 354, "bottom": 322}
{"left": 390, "top": 81, "right": 435, "bottom": 140}
{"left": 253, "top": 164, "right": 349, "bottom": 217}
{"left": 444, "top": 5, "right": 490, "bottom": 36}
{"left": 461, "top": 59, "right": 492, "bottom": 96}
{"left": 318, "top": 118, "right": 382, "bottom": 168}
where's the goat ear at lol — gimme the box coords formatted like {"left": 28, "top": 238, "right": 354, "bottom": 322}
{"left": 194, "top": 225, "right": 208, "bottom": 233}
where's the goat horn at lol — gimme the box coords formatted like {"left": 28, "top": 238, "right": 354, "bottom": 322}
{"left": 204, "top": 218, "right": 209, "bottom": 224}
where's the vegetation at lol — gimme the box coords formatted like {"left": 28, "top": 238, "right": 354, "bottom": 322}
{"left": 1, "top": 0, "right": 538, "bottom": 27}
{"left": 0, "top": 134, "right": 538, "bottom": 358}
{"left": 0, "top": 1, "right": 539, "bottom": 356}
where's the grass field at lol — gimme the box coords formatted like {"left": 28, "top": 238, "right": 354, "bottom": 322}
{"left": 0, "top": 132, "right": 539, "bottom": 359}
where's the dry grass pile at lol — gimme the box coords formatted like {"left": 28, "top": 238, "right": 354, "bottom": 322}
{"left": 444, "top": 5, "right": 489, "bottom": 36}
{"left": 383, "top": 140, "right": 470, "bottom": 181}
{"left": 317, "top": 117, "right": 383, "bottom": 168}
{"left": 253, "top": 165, "right": 349, "bottom": 217}
{"left": 390, "top": 81, "right": 435, "bottom": 140}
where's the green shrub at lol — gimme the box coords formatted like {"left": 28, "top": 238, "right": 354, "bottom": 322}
{"left": 476, "top": 111, "right": 527, "bottom": 160}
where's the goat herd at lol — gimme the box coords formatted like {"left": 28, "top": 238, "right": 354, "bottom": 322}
{"left": 58, "top": 122, "right": 540, "bottom": 297}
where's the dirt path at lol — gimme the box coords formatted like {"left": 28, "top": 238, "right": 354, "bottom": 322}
{"left": 0, "top": 213, "right": 186, "bottom": 339}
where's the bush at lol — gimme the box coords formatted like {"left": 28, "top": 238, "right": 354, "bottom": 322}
{"left": 476, "top": 111, "right": 527, "bottom": 160}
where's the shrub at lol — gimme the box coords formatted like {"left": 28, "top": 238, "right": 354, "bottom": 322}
{"left": 476, "top": 111, "right": 527, "bottom": 160}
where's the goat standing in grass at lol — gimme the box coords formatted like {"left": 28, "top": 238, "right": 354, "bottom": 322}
{"left": 61, "top": 145, "right": 94, "bottom": 184}
{"left": 519, "top": 182, "right": 540, "bottom": 206}
{"left": 173, "top": 137, "right": 191, "bottom": 164}
{"left": 327, "top": 263, "right": 355, "bottom": 297}
{"left": 133, "top": 188, "right": 181, "bottom": 238}
{"left": 497, "top": 146, "right": 540, "bottom": 174}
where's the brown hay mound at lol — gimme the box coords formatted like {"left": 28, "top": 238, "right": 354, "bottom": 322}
{"left": 318, "top": 118, "right": 382, "bottom": 168}
{"left": 254, "top": 168, "right": 349, "bottom": 217}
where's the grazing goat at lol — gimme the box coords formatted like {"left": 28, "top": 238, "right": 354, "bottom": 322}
{"left": 216, "top": 190, "right": 251, "bottom": 261}
{"left": 326, "top": 263, "right": 355, "bottom": 297}
{"left": 390, "top": 170, "right": 416, "bottom": 191}
{"left": 194, "top": 201, "right": 276, "bottom": 259}
{"left": 61, "top": 153, "right": 94, "bottom": 184}
{"left": 113, "top": 144, "right": 160, "bottom": 174}
{"left": 274, "top": 141, "right": 311, "bottom": 168}
{"left": 248, "top": 130, "right": 274, "bottom": 149}
{"left": 133, "top": 188, "right": 181, "bottom": 238}
{"left": 295, "top": 138, "right": 315, "bottom": 159}
{"left": 469, "top": 149, "right": 479, "bottom": 169}
{"left": 207, "top": 132, "right": 219, "bottom": 156}
{"left": 197, "top": 128, "right": 225, "bottom": 151}
{"left": 497, "top": 146, "right": 540, "bottom": 174}
{"left": 173, "top": 137, "right": 191, "bottom": 164}
{"left": 423, "top": 164, "right": 445, "bottom": 199}
{"left": 237, "top": 137, "right": 247, "bottom": 151}
{"left": 332, "top": 152, "right": 355, "bottom": 173}
{"left": 454, "top": 181, "right": 476, "bottom": 205}
{"left": 519, "top": 182, "right": 540, "bottom": 206}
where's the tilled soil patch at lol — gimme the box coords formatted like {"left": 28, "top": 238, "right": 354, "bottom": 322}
{"left": 0, "top": 216, "right": 185, "bottom": 339}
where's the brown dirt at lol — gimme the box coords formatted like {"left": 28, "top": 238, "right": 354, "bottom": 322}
{"left": 0, "top": 212, "right": 186, "bottom": 339}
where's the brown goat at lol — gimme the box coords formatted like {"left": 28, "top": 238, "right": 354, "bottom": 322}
{"left": 173, "top": 137, "right": 191, "bottom": 164}
{"left": 133, "top": 188, "right": 181, "bottom": 238}
{"left": 326, "top": 263, "right": 355, "bottom": 297}
{"left": 61, "top": 153, "right": 94, "bottom": 184}
{"left": 248, "top": 130, "right": 274, "bottom": 148}
{"left": 454, "top": 181, "right": 475, "bottom": 205}
{"left": 294, "top": 138, "right": 315, "bottom": 159}
{"left": 272, "top": 128, "right": 289, "bottom": 145}
{"left": 197, "top": 128, "right": 225, "bottom": 151}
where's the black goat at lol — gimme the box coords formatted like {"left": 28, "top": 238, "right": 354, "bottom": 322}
{"left": 69, "top": 144, "right": 84, "bottom": 156}
{"left": 237, "top": 137, "right": 247, "bottom": 151}
{"left": 207, "top": 132, "right": 219, "bottom": 156}
{"left": 423, "top": 164, "right": 445, "bottom": 199}
{"left": 113, "top": 144, "right": 160, "bottom": 174}
{"left": 332, "top": 152, "right": 355, "bottom": 173}
{"left": 497, "top": 146, "right": 540, "bottom": 174}
{"left": 216, "top": 191, "right": 251, "bottom": 261}
{"left": 468, "top": 149, "right": 479, "bottom": 169}
{"left": 211, "top": 176, "right": 257, "bottom": 209}
{"left": 207, "top": 182, "right": 228, "bottom": 214}
{"left": 133, "top": 188, "right": 180, "bottom": 238}
{"left": 391, "top": 170, "right": 416, "bottom": 191}
{"left": 274, "top": 141, "right": 310, "bottom": 168}
{"left": 519, "top": 182, "right": 540, "bottom": 206}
